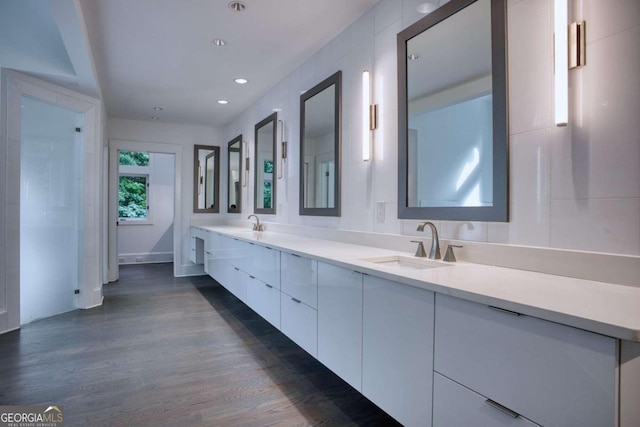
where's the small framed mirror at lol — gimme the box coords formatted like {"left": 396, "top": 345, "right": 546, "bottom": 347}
{"left": 299, "top": 71, "right": 341, "bottom": 216}
{"left": 254, "top": 113, "right": 277, "bottom": 214}
{"left": 193, "top": 145, "right": 220, "bottom": 213}
{"left": 227, "top": 135, "right": 242, "bottom": 213}
{"left": 398, "top": 0, "right": 508, "bottom": 221}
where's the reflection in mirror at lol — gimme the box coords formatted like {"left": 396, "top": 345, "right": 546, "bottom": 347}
{"left": 193, "top": 145, "right": 220, "bottom": 213}
{"left": 398, "top": 0, "right": 508, "bottom": 221}
{"left": 300, "top": 71, "right": 341, "bottom": 216}
{"left": 227, "top": 135, "right": 242, "bottom": 213}
{"left": 254, "top": 113, "right": 277, "bottom": 214}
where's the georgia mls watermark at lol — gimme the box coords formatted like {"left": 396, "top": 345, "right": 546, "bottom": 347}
{"left": 0, "top": 405, "right": 64, "bottom": 427}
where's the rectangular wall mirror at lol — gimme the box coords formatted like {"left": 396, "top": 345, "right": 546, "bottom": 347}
{"left": 398, "top": 0, "right": 508, "bottom": 221}
{"left": 227, "top": 135, "right": 242, "bottom": 213}
{"left": 254, "top": 113, "right": 277, "bottom": 215}
{"left": 194, "top": 145, "right": 220, "bottom": 213}
{"left": 299, "top": 70, "right": 341, "bottom": 216}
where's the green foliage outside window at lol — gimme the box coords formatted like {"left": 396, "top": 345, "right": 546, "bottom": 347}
{"left": 264, "top": 160, "right": 274, "bottom": 174}
{"left": 119, "top": 151, "right": 149, "bottom": 166}
{"left": 119, "top": 176, "right": 147, "bottom": 218}
{"left": 263, "top": 181, "right": 272, "bottom": 209}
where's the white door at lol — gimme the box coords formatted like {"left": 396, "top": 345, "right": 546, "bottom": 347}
{"left": 20, "top": 96, "right": 83, "bottom": 324}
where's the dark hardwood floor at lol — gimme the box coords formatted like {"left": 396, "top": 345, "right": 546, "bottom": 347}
{"left": 0, "top": 263, "right": 400, "bottom": 426}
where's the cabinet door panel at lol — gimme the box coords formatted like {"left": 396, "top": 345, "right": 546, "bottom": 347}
{"left": 281, "top": 292, "right": 317, "bottom": 358}
{"left": 246, "top": 275, "right": 281, "bottom": 329}
{"left": 248, "top": 243, "right": 280, "bottom": 288}
{"left": 433, "top": 373, "right": 541, "bottom": 427}
{"left": 317, "top": 262, "right": 362, "bottom": 391}
{"left": 281, "top": 253, "right": 317, "bottom": 308}
{"left": 362, "top": 275, "right": 434, "bottom": 427}
{"left": 434, "top": 294, "right": 616, "bottom": 427}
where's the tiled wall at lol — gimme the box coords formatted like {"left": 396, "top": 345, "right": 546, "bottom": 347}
{"left": 222, "top": 0, "right": 640, "bottom": 257}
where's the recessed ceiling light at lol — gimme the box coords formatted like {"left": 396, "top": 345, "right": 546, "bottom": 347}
{"left": 234, "top": 78, "right": 248, "bottom": 84}
{"left": 153, "top": 106, "right": 163, "bottom": 111}
{"left": 217, "top": 99, "right": 229, "bottom": 105}
{"left": 211, "top": 38, "right": 226, "bottom": 46}
{"left": 151, "top": 116, "right": 160, "bottom": 121}
{"left": 228, "top": 1, "right": 245, "bottom": 12}
{"left": 417, "top": 2, "right": 437, "bottom": 14}
{"left": 272, "top": 108, "right": 282, "bottom": 112}
{"left": 408, "top": 53, "right": 420, "bottom": 60}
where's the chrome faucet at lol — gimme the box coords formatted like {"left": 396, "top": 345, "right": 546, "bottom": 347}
{"left": 416, "top": 221, "right": 441, "bottom": 260}
{"left": 248, "top": 214, "right": 264, "bottom": 231}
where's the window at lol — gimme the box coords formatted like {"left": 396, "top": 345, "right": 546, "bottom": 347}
{"left": 118, "top": 151, "right": 151, "bottom": 223}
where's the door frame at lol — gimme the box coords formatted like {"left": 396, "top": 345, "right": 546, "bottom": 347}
{"left": 108, "top": 139, "right": 182, "bottom": 282}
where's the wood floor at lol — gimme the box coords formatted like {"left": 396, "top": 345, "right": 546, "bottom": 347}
{"left": 0, "top": 263, "right": 400, "bottom": 426}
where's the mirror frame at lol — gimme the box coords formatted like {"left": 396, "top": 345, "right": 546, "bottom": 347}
{"left": 193, "top": 144, "right": 220, "bottom": 213}
{"left": 227, "top": 134, "right": 242, "bottom": 214}
{"left": 299, "top": 70, "right": 342, "bottom": 217}
{"left": 397, "top": 0, "right": 508, "bottom": 222}
{"left": 253, "top": 112, "right": 277, "bottom": 215}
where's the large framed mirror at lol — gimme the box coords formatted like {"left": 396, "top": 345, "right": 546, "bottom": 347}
{"left": 299, "top": 71, "right": 341, "bottom": 216}
{"left": 398, "top": 0, "right": 508, "bottom": 221}
{"left": 193, "top": 145, "right": 220, "bottom": 213}
{"left": 227, "top": 135, "right": 242, "bottom": 213}
{"left": 254, "top": 113, "right": 277, "bottom": 214}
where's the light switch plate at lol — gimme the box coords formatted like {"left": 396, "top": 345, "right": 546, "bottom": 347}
{"left": 376, "top": 201, "right": 385, "bottom": 223}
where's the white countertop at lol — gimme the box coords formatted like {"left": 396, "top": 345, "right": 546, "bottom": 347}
{"left": 196, "top": 225, "right": 640, "bottom": 342}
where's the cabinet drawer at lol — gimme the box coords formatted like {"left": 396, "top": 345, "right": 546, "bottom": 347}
{"left": 281, "top": 252, "right": 317, "bottom": 308}
{"left": 247, "top": 243, "right": 280, "bottom": 288}
{"left": 281, "top": 291, "right": 317, "bottom": 358}
{"left": 434, "top": 294, "right": 616, "bottom": 427}
{"left": 433, "top": 372, "right": 541, "bottom": 427}
{"left": 246, "top": 275, "right": 280, "bottom": 329}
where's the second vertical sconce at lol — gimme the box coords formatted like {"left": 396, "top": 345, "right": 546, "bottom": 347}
{"left": 362, "top": 70, "right": 378, "bottom": 161}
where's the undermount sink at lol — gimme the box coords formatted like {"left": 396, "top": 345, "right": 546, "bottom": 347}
{"left": 360, "top": 255, "right": 450, "bottom": 270}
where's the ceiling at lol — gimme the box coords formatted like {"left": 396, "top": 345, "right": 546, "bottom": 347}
{"left": 78, "top": 0, "right": 382, "bottom": 127}
{"left": 1, "top": 0, "right": 381, "bottom": 128}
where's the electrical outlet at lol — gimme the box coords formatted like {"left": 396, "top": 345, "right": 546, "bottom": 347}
{"left": 118, "top": 257, "right": 125, "bottom": 263}
{"left": 135, "top": 257, "right": 143, "bottom": 262}
{"left": 376, "top": 201, "right": 385, "bottom": 223}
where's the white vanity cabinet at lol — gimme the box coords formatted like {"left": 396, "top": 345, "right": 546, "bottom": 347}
{"left": 280, "top": 252, "right": 317, "bottom": 357}
{"left": 434, "top": 294, "right": 617, "bottom": 427}
{"left": 317, "top": 262, "right": 362, "bottom": 391}
{"left": 247, "top": 243, "right": 280, "bottom": 289}
{"left": 362, "top": 274, "right": 435, "bottom": 427}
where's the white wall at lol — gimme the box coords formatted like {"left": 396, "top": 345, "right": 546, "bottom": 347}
{"left": 107, "top": 118, "right": 221, "bottom": 276}
{"left": 117, "top": 152, "right": 175, "bottom": 264}
{"left": 220, "top": 0, "right": 640, "bottom": 257}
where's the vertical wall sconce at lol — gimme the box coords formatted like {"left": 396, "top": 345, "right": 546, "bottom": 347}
{"left": 554, "top": 0, "right": 586, "bottom": 127}
{"left": 242, "top": 141, "right": 249, "bottom": 187}
{"left": 277, "top": 119, "right": 286, "bottom": 179}
{"left": 362, "top": 70, "right": 378, "bottom": 161}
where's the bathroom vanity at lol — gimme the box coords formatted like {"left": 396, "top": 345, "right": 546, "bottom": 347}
{"left": 191, "top": 225, "right": 640, "bottom": 427}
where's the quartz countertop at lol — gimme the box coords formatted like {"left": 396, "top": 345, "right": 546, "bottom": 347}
{"left": 195, "top": 225, "right": 640, "bottom": 342}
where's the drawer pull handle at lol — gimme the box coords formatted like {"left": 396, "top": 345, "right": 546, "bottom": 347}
{"left": 249, "top": 242, "right": 255, "bottom": 245}
{"left": 291, "top": 297, "right": 302, "bottom": 304}
{"left": 488, "top": 305, "right": 522, "bottom": 316}
{"left": 485, "top": 399, "right": 519, "bottom": 418}
{"left": 249, "top": 275, "right": 255, "bottom": 279}
{"left": 291, "top": 253, "right": 301, "bottom": 258}
{"left": 265, "top": 284, "right": 273, "bottom": 289}
{"left": 234, "top": 267, "right": 240, "bottom": 271}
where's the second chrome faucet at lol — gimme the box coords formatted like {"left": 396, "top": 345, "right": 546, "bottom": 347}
{"left": 416, "top": 221, "right": 440, "bottom": 260}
